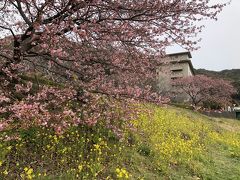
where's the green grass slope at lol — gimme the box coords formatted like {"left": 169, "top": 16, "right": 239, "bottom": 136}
{"left": 125, "top": 105, "right": 240, "bottom": 179}
{"left": 1, "top": 105, "right": 240, "bottom": 179}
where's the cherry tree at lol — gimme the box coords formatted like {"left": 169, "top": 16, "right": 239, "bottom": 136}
{"left": 172, "top": 75, "right": 237, "bottom": 108}
{"left": 0, "top": 0, "right": 228, "bottom": 132}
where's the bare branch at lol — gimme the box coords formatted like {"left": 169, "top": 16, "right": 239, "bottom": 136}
{"left": 0, "top": 25, "right": 16, "bottom": 39}
{"left": 14, "top": 0, "right": 32, "bottom": 26}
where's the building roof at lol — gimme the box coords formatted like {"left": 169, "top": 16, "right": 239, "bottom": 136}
{"left": 166, "top": 51, "right": 192, "bottom": 58}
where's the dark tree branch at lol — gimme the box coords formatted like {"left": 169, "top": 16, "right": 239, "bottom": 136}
{"left": 0, "top": 25, "right": 16, "bottom": 39}
{"left": 14, "top": 0, "right": 32, "bottom": 26}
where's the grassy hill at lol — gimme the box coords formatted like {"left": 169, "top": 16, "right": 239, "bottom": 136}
{"left": 195, "top": 69, "right": 240, "bottom": 82}
{"left": 127, "top": 105, "right": 240, "bottom": 179}
{"left": 1, "top": 104, "right": 240, "bottom": 179}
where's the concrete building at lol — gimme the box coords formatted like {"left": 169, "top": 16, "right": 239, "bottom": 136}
{"left": 157, "top": 52, "right": 195, "bottom": 101}
{"left": 164, "top": 51, "right": 195, "bottom": 79}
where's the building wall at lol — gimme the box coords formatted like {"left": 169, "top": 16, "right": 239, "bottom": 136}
{"left": 157, "top": 53, "right": 194, "bottom": 102}
{"left": 169, "top": 54, "right": 189, "bottom": 62}
{"left": 170, "top": 62, "right": 193, "bottom": 79}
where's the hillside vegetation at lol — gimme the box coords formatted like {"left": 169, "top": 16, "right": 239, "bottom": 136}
{"left": 195, "top": 69, "right": 240, "bottom": 103}
{"left": 1, "top": 104, "right": 240, "bottom": 179}
{"left": 195, "top": 69, "right": 240, "bottom": 82}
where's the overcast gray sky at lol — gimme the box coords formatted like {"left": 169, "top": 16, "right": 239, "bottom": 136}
{"left": 167, "top": 0, "right": 240, "bottom": 71}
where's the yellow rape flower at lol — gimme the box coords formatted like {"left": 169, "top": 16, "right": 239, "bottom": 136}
{"left": 78, "top": 164, "right": 83, "bottom": 172}
{"left": 94, "top": 144, "right": 100, "bottom": 150}
{"left": 3, "top": 170, "right": 8, "bottom": 175}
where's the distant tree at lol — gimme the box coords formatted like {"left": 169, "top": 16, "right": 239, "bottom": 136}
{"left": 0, "top": 1, "right": 228, "bottom": 132}
{"left": 230, "top": 81, "right": 240, "bottom": 105}
{"left": 172, "top": 75, "right": 237, "bottom": 108}
{"left": 195, "top": 68, "right": 240, "bottom": 105}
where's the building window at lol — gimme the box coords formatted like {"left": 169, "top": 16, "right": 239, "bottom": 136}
{"left": 171, "top": 69, "right": 183, "bottom": 73}
{"left": 171, "top": 77, "right": 181, "bottom": 80}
